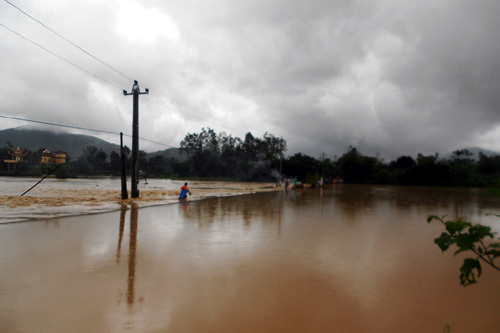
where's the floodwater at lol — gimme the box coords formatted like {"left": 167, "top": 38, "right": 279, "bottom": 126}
{"left": 0, "top": 177, "right": 277, "bottom": 223}
{"left": 1, "top": 185, "right": 500, "bottom": 332}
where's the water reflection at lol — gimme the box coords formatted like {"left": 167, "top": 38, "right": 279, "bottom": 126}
{"left": 1, "top": 186, "right": 500, "bottom": 332}
{"left": 179, "top": 201, "right": 190, "bottom": 211}
{"left": 173, "top": 185, "right": 500, "bottom": 231}
{"left": 127, "top": 204, "right": 138, "bottom": 307}
{"left": 181, "top": 192, "right": 285, "bottom": 227}
{"left": 116, "top": 205, "right": 126, "bottom": 263}
{"left": 115, "top": 204, "right": 140, "bottom": 308}
{"left": 321, "top": 185, "right": 500, "bottom": 221}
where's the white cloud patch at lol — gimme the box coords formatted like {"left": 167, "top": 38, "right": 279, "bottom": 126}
{"left": 114, "top": 1, "right": 179, "bottom": 43}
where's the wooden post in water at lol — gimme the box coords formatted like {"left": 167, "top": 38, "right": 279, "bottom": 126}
{"left": 120, "top": 132, "right": 128, "bottom": 200}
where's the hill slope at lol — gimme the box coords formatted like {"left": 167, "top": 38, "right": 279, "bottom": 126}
{"left": 147, "top": 147, "right": 189, "bottom": 162}
{"left": 0, "top": 127, "right": 120, "bottom": 159}
{"left": 440, "top": 147, "right": 499, "bottom": 161}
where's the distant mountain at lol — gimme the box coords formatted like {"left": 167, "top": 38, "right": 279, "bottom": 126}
{"left": 146, "top": 147, "right": 189, "bottom": 162}
{"left": 0, "top": 127, "right": 120, "bottom": 159}
{"left": 0, "top": 127, "right": 188, "bottom": 161}
{"left": 440, "top": 147, "right": 500, "bottom": 161}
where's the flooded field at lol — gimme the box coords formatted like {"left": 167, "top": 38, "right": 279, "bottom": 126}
{"left": 0, "top": 177, "right": 277, "bottom": 223}
{"left": 1, "top": 184, "right": 500, "bottom": 332}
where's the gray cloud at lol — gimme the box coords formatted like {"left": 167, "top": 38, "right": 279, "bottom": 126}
{"left": 1, "top": 0, "right": 500, "bottom": 160}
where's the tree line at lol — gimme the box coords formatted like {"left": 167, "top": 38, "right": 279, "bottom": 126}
{"left": 2, "top": 130, "right": 500, "bottom": 187}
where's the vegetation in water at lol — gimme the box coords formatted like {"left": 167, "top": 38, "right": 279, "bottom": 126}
{"left": 427, "top": 215, "right": 500, "bottom": 286}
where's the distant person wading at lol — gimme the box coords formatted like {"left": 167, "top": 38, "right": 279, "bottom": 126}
{"left": 178, "top": 183, "right": 192, "bottom": 200}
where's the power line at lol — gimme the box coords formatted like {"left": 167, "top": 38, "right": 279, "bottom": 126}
{"left": 2, "top": 19, "right": 254, "bottom": 134}
{"left": 0, "top": 22, "right": 242, "bottom": 147}
{"left": 0, "top": 115, "right": 118, "bottom": 135}
{"left": 0, "top": 115, "right": 177, "bottom": 149}
{"left": 0, "top": 4, "right": 261, "bottom": 148}
{"left": 0, "top": 22, "right": 123, "bottom": 91}
{"left": 3, "top": 0, "right": 133, "bottom": 82}
{"left": 2, "top": 2, "right": 261, "bottom": 136}
{"left": 2, "top": 0, "right": 258, "bottom": 133}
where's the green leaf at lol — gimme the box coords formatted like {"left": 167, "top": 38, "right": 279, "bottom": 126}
{"left": 485, "top": 249, "right": 500, "bottom": 258}
{"left": 459, "top": 258, "right": 482, "bottom": 287}
{"left": 427, "top": 215, "right": 441, "bottom": 223}
{"left": 470, "top": 224, "right": 493, "bottom": 239}
{"left": 455, "top": 234, "right": 474, "bottom": 252}
{"left": 445, "top": 220, "right": 471, "bottom": 234}
{"left": 435, "top": 233, "right": 453, "bottom": 252}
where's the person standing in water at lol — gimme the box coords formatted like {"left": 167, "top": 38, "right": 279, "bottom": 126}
{"left": 179, "top": 183, "right": 192, "bottom": 199}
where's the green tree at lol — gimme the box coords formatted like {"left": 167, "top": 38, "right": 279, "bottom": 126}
{"left": 180, "top": 127, "right": 222, "bottom": 177}
{"left": 77, "top": 146, "right": 109, "bottom": 175}
{"left": 401, "top": 153, "right": 452, "bottom": 186}
{"left": 179, "top": 128, "right": 286, "bottom": 180}
{"left": 263, "top": 132, "right": 287, "bottom": 183}
{"left": 242, "top": 132, "right": 261, "bottom": 160}
{"left": 336, "top": 147, "right": 391, "bottom": 184}
{"left": 219, "top": 133, "right": 245, "bottom": 178}
{"left": 138, "top": 150, "right": 148, "bottom": 174}
{"left": 451, "top": 149, "right": 473, "bottom": 161}
{"left": 283, "top": 153, "right": 321, "bottom": 182}
{"left": 109, "top": 151, "right": 121, "bottom": 174}
{"left": 148, "top": 154, "right": 177, "bottom": 176}
{"left": 389, "top": 155, "right": 416, "bottom": 170}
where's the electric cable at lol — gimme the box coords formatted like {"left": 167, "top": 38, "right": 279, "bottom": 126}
{"left": 0, "top": 22, "right": 124, "bottom": 91}
{"left": 2, "top": 19, "right": 255, "bottom": 134}
{"left": 0, "top": 4, "right": 273, "bottom": 159}
{"left": 2, "top": 0, "right": 258, "bottom": 133}
{"left": 3, "top": 0, "right": 133, "bottom": 82}
{"left": 0, "top": 115, "right": 177, "bottom": 149}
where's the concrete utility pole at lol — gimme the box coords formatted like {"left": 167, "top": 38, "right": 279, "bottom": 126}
{"left": 123, "top": 80, "right": 149, "bottom": 198}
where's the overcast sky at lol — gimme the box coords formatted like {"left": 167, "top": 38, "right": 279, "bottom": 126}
{"left": 1, "top": 0, "right": 500, "bottom": 160}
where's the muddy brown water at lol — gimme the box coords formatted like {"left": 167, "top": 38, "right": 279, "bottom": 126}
{"left": 1, "top": 185, "right": 499, "bottom": 332}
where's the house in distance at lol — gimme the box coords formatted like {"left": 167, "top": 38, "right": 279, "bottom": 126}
{"left": 41, "top": 149, "right": 67, "bottom": 164}
{"left": 3, "top": 146, "right": 27, "bottom": 171}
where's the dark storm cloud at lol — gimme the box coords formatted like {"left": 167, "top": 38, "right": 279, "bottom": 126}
{"left": 1, "top": 0, "right": 500, "bottom": 159}
{"left": 194, "top": 0, "right": 500, "bottom": 159}
{"left": 374, "top": 1, "right": 500, "bottom": 156}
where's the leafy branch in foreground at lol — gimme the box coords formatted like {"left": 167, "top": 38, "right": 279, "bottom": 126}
{"left": 427, "top": 215, "right": 500, "bottom": 286}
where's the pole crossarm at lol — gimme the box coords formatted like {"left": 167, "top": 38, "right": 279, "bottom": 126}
{"left": 123, "top": 80, "right": 149, "bottom": 96}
